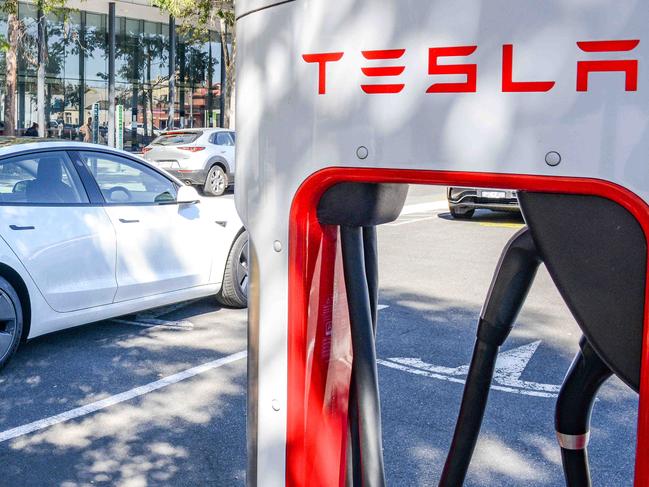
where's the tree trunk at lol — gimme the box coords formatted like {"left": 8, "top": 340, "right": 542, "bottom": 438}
{"left": 4, "top": 13, "right": 19, "bottom": 137}
{"left": 225, "top": 61, "right": 235, "bottom": 129}
{"left": 219, "top": 19, "right": 235, "bottom": 129}
{"left": 144, "top": 52, "right": 151, "bottom": 138}
{"left": 37, "top": 4, "right": 47, "bottom": 137}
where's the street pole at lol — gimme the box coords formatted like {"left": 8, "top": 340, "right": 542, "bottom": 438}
{"left": 130, "top": 20, "right": 142, "bottom": 151}
{"left": 219, "top": 24, "right": 226, "bottom": 128}
{"left": 208, "top": 35, "right": 213, "bottom": 127}
{"left": 108, "top": 2, "right": 116, "bottom": 147}
{"left": 92, "top": 102, "right": 99, "bottom": 144}
{"left": 168, "top": 15, "right": 176, "bottom": 130}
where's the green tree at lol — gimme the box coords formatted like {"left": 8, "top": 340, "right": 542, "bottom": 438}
{"left": 0, "top": 0, "right": 70, "bottom": 136}
{"left": 154, "top": 0, "right": 235, "bottom": 128}
{"left": 1, "top": 1, "right": 21, "bottom": 136}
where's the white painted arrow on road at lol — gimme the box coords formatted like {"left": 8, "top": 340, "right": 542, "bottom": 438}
{"left": 378, "top": 340, "right": 561, "bottom": 398}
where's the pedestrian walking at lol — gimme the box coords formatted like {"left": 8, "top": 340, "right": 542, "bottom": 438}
{"left": 79, "top": 117, "right": 93, "bottom": 143}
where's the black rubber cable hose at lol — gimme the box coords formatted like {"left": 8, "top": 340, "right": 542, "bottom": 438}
{"left": 439, "top": 340, "right": 498, "bottom": 487}
{"left": 363, "top": 226, "right": 379, "bottom": 334}
{"left": 555, "top": 337, "right": 612, "bottom": 487}
{"left": 347, "top": 382, "right": 362, "bottom": 487}
{"left": 341, "top": 225, "right": 386, "bottom": 487}
{"left": 440, "top": 228, "right": 541, "bottom": 486}
{"left": 347, "top": 226, "right": 380, "bottom": 487}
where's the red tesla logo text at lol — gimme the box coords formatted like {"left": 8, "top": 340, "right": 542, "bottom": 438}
{"left": 360, "top": 49, "right": 406, "bottom": 94}
{"left": 302, "top": 40, "right": 640, "bottom": 95}
{"left": 427, "top": 45, "right": 477, "bottom": 93}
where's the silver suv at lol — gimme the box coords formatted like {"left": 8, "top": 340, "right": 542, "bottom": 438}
{"left": 447, "top": 187, "right": 519, "bottom": 219}
{"left": 143, "top": 128, "right": 235, "bottom": 196}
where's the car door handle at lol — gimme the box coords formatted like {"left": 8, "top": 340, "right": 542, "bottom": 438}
{"left": 9, "top": 225, "right": 35, "bottom": 231}
{"left": 118, "top": 218, "right": 140, "bottom": 224}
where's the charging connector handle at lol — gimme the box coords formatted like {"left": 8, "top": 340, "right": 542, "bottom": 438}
{"left": 555, "top": 336, "right": 612, "bottom": 487}
{"left": 440, "top": 228, "right": 541, "bottom": 486}
{"left": 478, "top": 227, "right": 543, "bottom": 347}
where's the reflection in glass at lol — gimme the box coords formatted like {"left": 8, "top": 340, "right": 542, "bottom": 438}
{"left": 175, "top": 31, "right": 221, "bottom": 129}
{"left": 142, "top": 21, "right": 167, "bottom": 140}
{"left": 46, "top": 79, "right": 64, "bottom": 137}
{"left": 3, "top": 4, "right": 223, "bottom": 148}
{"left": 62, "top": 11, "right": 81, "bottom": 81}
{"left": 18, "top": 3, "right": 37, "bottom": 79}
{"left": 63, "top": 81, "right": 81, "bottom": 139}
{"left": 85, "top": 13, "right": 107, "bottom": 82}
{"left": 0, "top": 82, "right": 5, "bottom": 134}
{"left": 0, "top": 11, "right": 7, "bottom": 74}
{"left": 85, "top": 82, "right": 108, "bottom": 144}
{"left": 0, "top": 7, "right": 5, "bottom": 132}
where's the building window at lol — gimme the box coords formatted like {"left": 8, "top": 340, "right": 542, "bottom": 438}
{"left": 1, "top": 4, "right": 223, "bottom": 148}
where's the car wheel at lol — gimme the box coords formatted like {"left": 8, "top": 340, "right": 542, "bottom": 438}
{"left": 0, "top": 277, "right": 23, "bottom": 369}
{"left": 204, "top": 165, "right": 228, "bottom": 197}
{"left": 217, "top": 231, "right": 249, "bottom": 308}
{"left": 450, "top": 206, "right": 475, "bottom": 219}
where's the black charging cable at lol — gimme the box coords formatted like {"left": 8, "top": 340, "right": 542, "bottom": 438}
{"left": 439, "top": 227, "right": 541, "bottom": 486}
{"left": 317, "top": 182, "right": 408, "bottom": 487}
{"left": 555, "top": 336, "right": 612, "bottom": 487}
{"left": 342, "top": 225, "right": 386, "bottom": 487}
{"left": 346, "top": 226, "right": 380, "bottom": 487}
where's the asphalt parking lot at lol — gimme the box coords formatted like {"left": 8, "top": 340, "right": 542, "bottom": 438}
{"left": 377, "top": 187, "right": 637, "bottom": 486}
{"left": 0, "top": 297, "right": 247, "bottom": 486}
{"left": 0, "top": 186, "right": 639, "bottom": 486}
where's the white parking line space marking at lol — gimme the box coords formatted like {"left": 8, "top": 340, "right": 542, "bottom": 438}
{"left": 386, "top": 200, "right": 449, "bottom": 226}
{"left": 379, "top": 341, "right": 560, "bottom": 398}
{"left": 377, "top": 304, "right": 390, "bottom": 311}
{"left": 388, "top": 216, "right": 437, "bottom": 227}
{"left": 400, "top": 200, "right": 449, "bottom": 216}
{"left": 0, "top": 350, "right": 247, "bottom": 443}
{"left": 491, "top": 341, "right": 560, "bottom": 393}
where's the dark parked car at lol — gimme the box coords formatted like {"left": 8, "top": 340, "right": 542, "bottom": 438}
{"left": 447, "top": 187, "right": 519, "bottom": 219}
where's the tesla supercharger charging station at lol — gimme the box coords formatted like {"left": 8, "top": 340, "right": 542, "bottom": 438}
{"left": 235, "top": 0, "right": 649, "bottom": 485}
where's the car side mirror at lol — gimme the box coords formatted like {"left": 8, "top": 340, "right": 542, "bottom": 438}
{"left": 177, "top": 185, "right": 200, "bottom": 205}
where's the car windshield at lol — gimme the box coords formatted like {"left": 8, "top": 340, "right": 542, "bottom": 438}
{"left": 151, "top": 132, "right": 202, "bottom": 146}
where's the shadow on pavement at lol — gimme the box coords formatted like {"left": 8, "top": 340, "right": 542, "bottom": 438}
{"left": 438, "top": 209, "right": 524, "bottom": 224}
{"left": 0, "top": 296, "right": 247, "bottom": 486}
{"left": 375, "top": 287, "right": 637, "bottom": 487}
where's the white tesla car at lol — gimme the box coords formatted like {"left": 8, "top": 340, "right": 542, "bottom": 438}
{"left": 0, "top": 138, "right": 248, "bottom": 369}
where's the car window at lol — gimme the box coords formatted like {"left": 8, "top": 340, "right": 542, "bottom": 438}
{"left": 229, "top": 132, "right": 235, "bottom": 143}
{"left": 77, "top": 151, "right": 177, "bottom": 205}
{"left": 151, "top": 131, "right": 202, "bottom": 146}
{"left": 0, "top": 151, "right": 88, "bottom": 204}
{"left": 213, "top": 132, "right": 234, "bottom": 146}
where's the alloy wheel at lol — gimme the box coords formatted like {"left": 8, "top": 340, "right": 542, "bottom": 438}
{"left": 209, "top": 169, "right": 226, "bottom": 195}
{"left": 0, "top": 291, "right": 18, "bottom": 363}
{"left": 236, "top": 238, "right": 249, "bottom": 296}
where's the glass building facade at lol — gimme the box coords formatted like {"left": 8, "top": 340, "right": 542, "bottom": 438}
{"left": 0, "top": 2, "right": 224, "bottom": 151}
